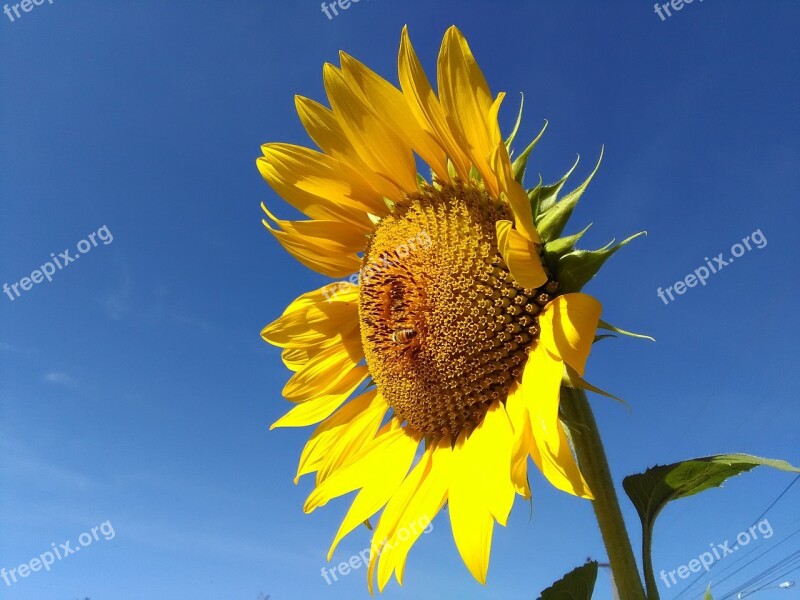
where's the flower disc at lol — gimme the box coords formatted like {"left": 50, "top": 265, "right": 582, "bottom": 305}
{"left": 359, "top": 182, "right": 558, "bottom": 440}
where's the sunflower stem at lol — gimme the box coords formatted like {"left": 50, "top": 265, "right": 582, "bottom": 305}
{"left": 561, "top": 386, "right": 647, "bottom": 600}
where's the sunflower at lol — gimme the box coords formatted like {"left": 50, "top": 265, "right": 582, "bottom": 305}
{"left": 258, "top": 25, "right": 641, "bottom": 591}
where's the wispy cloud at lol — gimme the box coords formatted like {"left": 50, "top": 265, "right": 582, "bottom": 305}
{"left": 0, "top": 341, "right": 38, "bottom": 355}
{"left": 122, "top": 520, "right": 310, "bottom": 566}
{"left": 0, "top": 437, "right": 99, "bottom": 494}
{"left": 100, "top": 275, "right": 216, "bottom": 333}
{"left": 101, "top": 269, "right": 133, "bottom": 320}
{"left": 43, "top": 371, "right": 77, "bottom": 388}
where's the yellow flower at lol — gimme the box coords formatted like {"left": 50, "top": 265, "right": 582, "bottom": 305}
{"left": 258, "top": 26, "right": 607, "bottom": 591}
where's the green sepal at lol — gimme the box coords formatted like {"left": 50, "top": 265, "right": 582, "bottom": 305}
{"left": 527, "top": 176, "right": 543, "bottom": 216}
{"left": 542, "top": 223, "right": 592, "bottom": 271}
{"left": 529, "top": 156, "right": 578, "bottom": 219}
{"left": 598, "top": 319, "right": 655, "bottom": 342}
{"left": 564, "top": 365, "right": 628, "bottom": 409}
{"left": 535, "top": 149, "right": 603, "bottom": 243}
{"left": 557, "top": 231, "right": 646, "bottom": 293}
{"left": 505, "top": 93, "right": 525, "bottom": 150}
{"left": 469, "top": 164, "right": 482, "bottom": 183}
{"left": 593, "top": 333, "right": 616, "bottom": 343}
{"left": 446, "top": 159, "right": 458, "bottom": 181}
{"left": 512, "top": 119, "right": 548, "bottom": 183}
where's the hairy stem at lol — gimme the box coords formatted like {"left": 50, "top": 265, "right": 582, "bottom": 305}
{"left": 561, "top": 386, "right": 647, "bottom": 600}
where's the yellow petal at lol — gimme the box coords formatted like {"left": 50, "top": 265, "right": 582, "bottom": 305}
{"left": 262, "top": 202, "right": 366, "bottom": 249}
{"left": 326, "top": 426, "right": 420, "bottom": 559}
{"left": 281, "top": 347, "right": 309, "bottom": 372}
{"left": 261, "top": 285, "right": 359, "bottom": 350}
{"left": 294, "top": 390, "right": 388, "bottom": 483}
{"left": 270, "top": 366, "right": 369, "bottom": 429}
{"left": 491, "top": 143, "right": 539, "bottom": 244}
{"left": 438, "top": 26, "right": 500, "bottom": 195}
{"left": 398, "top": 26, "right": 470, "bottom": 179}
{"left": 294, "top": 95, "right": 351, "bottom": 158}
{"left": 368, "top": 447, "right": 432, "bottom": 592}
{"left": 448, "top": 401, "right": 516, "bottom": 584}
{"left": 304, "top": 423, "right": 415, "bottom": 514}
{"left": 323, "top": 64, "right": 418, "bottom": 196}
{"left": 314, "top": 391, "right": 390, "bottom": 484}
{"left": 294, "top": 95, "right": 403, "bottom": 201}
{"left": 339, "top": 51, "right": 449, "bottom": 181}
{"left": 495, "top": 220, "right": 548, "bottom": 289}
{"left": 369, "top": 446, "right": 432, "bottom": 571}
{"left": 262, "top": 217, "right": 362, "bottom": 278}
{"left": 258, "top": 143, "right": 386, "bottom": 225}
{"left": 538, "top": 293, "right": 602, "bottom": 376}
{"left": 449, "top": 452, "right": 494, "bottom": 583}
{"left": 381, "top": 439, "right": 450, "bottom": 588}
{"left": 460, "top": 402, "right": 516, "bottom": 525}
{"left": 505, "top": 382, "right": 533, "bottom": 498}
{"left": 282, "top": 337, "right": 363, "bottom": 401}
{"left": 368, "top": 439, "right": 453, "bottom": 591}
{"left": 517, "top": 343, "right": 592, "bottom": 498}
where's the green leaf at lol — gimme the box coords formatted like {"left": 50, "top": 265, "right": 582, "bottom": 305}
{"left": 536, "top": 149, "right": 603, "bottom": 243}
{"left": 703, "top": 584, "right": 713, "bottom": 600}
{"left": 511, "top": 118, "right": 548, "bottom": 183}
{"left": 557, "top": 231, "right": 646, "bottom": 293}
{"left": 537, "top": 561, "right": 598, "bottom": 600}
{"left": 624, "top": 455, "right": 800, "bottom": 526}
{"left": 623, "top": 455, "right": 800, "bottom": 600}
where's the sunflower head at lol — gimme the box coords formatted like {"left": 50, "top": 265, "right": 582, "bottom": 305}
{"left": 258, "top": 25, "right": 643, "bottom": 591}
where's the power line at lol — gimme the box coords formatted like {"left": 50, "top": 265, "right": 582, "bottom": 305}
{"left": 716, "top": 550, "right": 800, "bottom": 600}
{"left": 750, "top": 474, "right": 800, "bottom": 527}
{"left": 756, "top": 562, "right": 800, "bottom": 591}
{"left": 702, "top": 524, "right": 800, "bottom": 592}
{"left": 732, "top": 552, "right": 800, "bottom": 597}
{"left": 673, "top": 476, "right": 800, "bottom": 599}
{"left": 717, "top": 550, "right": 800, "bottom": 599}
{"left": 672, "top": 523, "right": 800, "bottom": 600}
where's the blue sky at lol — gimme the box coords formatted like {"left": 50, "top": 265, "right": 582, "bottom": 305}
{"left": 1, "top": 1, "right": 798, "bottom": 599}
